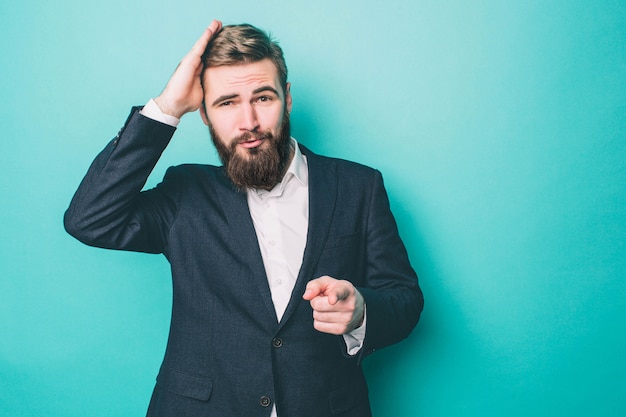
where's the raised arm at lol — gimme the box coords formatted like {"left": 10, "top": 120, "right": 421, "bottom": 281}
{"left": 64, "top": 21, "right": 223, "bottom": 253}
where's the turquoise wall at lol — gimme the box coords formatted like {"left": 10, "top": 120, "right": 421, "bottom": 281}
{"left": 1, "top": 0, "right": 625, "bottom": 416}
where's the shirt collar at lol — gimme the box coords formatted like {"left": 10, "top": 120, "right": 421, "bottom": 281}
{"left": 288, "top": 138, "right": 308, "bottom": 187}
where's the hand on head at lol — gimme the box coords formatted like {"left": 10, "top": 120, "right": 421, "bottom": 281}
{"left": 154, "top": 20, "right": 222, "bottom": 118}
{"left": 303, "top": 276, "right": 365, "bottom": 335}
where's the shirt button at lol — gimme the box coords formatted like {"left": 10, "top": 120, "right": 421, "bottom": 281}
{"left": 272, "top": 338, "right": 283, "bottom": 348}
{"left": 260, "top": 396, "right": 271, "bottom": 407}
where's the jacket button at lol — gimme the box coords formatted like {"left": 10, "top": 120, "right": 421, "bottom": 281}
{"left": 260, "top": 396, "right": 271, "bottom": 407}
{"left": 272, "top": 338, "right": 283, "bottom": 348}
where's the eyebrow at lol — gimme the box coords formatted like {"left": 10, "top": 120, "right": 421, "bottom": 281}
{"left": 211, "top": 86, "right": 281, "bottom": 107}
{"left": 252, "top": 86, "right": 280, "bottom": 96}
{"left": 211, "top": 94, "right": 238, "bottom": 107}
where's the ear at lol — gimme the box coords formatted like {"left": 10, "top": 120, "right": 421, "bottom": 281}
{"left": 285, "top": 82, "right": 293, "bottom": 114}
{"left": 199, "top": 102, "right": 209, "bottom": 126}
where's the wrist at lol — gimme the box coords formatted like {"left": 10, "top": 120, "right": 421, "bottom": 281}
{"left": 154, "top": 96, "right": 185, "bottom": 119}
{"left": 141, "top": 99, "right": 181, "bottom": 127}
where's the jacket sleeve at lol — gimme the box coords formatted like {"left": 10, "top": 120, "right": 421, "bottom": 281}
{"left": 64, "top": 108, "right": 180, "bottom": 254}
{"left": 356, "top": 170, "right": 424, "bottom": 359}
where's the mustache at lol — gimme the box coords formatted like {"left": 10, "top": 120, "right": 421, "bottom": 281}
{"left": 235, "top": 131, "right": 273, "bottom": 144}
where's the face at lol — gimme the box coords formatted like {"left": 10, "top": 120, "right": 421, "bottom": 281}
{"left": 200, "top": 59, "right": 293, "bottom": 190}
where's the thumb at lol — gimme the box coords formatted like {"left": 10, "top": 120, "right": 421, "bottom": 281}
{"left": 326, "top": 283, "right": 351, "bottom": 305}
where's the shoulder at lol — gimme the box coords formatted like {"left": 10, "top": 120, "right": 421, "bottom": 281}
{"left": 300, "top": 144, "right": 382, "bottom": 184}
{"left": 165, "top": 163, "right": 222, "bottom": 177}
{"left": 300, "top": 143, "right": 378, "bottom": 172}
{"left": 153, "top": 163, "right": 239, "bottom": 209}
{"left": 160, "top": 163, "right": 230, "bottom": 189}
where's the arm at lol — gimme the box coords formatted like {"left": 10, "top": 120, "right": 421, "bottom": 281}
{"left": 63, "top": 110, "right": 178, "bottom": 253}
{"left": 64, "top": 21, "right": 223, "bottom": 252}
{"left": 356, "top": 170, "right": 423, "bottom": 355}
{"left": 304, "top": 171, "right": 423, "bottom": 356}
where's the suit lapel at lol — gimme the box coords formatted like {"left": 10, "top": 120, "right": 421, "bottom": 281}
{"left": 212, "top": 147, "right": 338, "bottom": 330}
{"left": 213, "top": 170, "right": 279, "bottom": 325}
{"left": 278, "top": 145, "right": 338, "bottom": 328}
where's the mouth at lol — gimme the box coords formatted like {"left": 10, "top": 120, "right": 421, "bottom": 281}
{"left": 238, "top": 137, "right": 265, "bottom": 149}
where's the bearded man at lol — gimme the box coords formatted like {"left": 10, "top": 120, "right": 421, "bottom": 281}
{"left": 64, "top": 20, "right": 423, "bottom": 417}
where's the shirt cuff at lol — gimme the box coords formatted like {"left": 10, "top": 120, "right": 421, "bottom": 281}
{"left": 343, "top": 306, "right": 367, "bottom": 356}
{"left": 140, "top": 99, "right": 181, "bottom": 127}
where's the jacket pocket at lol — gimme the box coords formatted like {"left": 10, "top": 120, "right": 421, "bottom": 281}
{"left": 156, "top": 368, "right": 213, "bottom": 401}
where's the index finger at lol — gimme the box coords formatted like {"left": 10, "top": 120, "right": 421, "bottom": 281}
{"left": 303, "top": 276, "right": 333, "bottom": 300}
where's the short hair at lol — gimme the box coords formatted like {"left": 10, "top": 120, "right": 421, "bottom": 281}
{"left": 203, "top": 24, "right": 288, "bottom": 92}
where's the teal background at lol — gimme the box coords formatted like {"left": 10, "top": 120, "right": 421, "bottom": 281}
{"left": 1, "top": 0, "right": 625, "bottom": 416}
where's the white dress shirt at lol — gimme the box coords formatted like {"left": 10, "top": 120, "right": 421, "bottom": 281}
{"left": 246, "top": 141, "right": 309, "bottom": 322}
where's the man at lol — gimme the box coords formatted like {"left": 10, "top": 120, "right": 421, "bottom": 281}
{"left": 65, "top": 20, "right": 423, "bottom": 417}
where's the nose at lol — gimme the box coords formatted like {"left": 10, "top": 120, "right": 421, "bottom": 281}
{"left": 239, "top": 102, "right": 259, "bottom": 132}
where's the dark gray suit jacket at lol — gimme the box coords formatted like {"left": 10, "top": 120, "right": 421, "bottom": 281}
{"left": 64, "top": 108, "right": 423, "bottom": 417}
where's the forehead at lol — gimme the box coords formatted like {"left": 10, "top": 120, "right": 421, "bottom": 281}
{"left": 203, "top": 58, "right": 282, "bottom": 98}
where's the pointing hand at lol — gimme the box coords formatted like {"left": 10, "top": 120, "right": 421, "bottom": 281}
{"left": 303, "top": 276, "right": 365, "bottom": 335}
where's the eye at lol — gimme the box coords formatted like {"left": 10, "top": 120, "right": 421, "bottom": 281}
{"left": 256, "top": 95, "right": 273, "bottom": 103}
{"left": 219, "top": 100, "right": 233, "bottom": 107}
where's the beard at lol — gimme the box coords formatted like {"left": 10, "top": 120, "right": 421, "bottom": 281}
{"left": 209, "top": 113, "right": 293, "bottom": 191}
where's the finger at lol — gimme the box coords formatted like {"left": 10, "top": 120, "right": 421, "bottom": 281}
{"left": 190, "top": 20, "right": 223, "bottom": 56}
{"left": 327, "top": 283, "right": 352, "bottom": 305}
{"left": 302, "top": 275, "right": 333, "bottom": 300}
{"left": 313, "top": 300, "right": 364, "bottom": 335}
{"left": 309, "top": 295, "right": 330, "bottom": 311}
{"left": 312, "top": 320, "right": 349, "bottom": 336}
{"left": 309, "top": 293, "right": 354, "bottom": 313}
{"left": 302, "top": 282, "right": 322, "bottom": 300}
{"left": 313, "top": 310, "right": 353, "bottom": 325}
